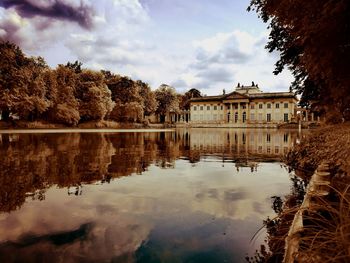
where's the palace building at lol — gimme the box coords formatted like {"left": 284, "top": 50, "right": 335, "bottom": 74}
{"left": 189, "top": 83, "right": 298, "bottom": 127}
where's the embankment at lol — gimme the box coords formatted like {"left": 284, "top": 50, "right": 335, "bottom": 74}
{"left": 281, "top": 123, "right": 350, "bottom": 262}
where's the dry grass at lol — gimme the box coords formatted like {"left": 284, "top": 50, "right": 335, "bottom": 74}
{"left": 296, "top": 185, "right": 350, "bottom": 262}
{"left": 286, "top": 122, "right": 350, "bottom": 177}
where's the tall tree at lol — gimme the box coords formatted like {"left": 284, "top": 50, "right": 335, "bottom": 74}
{"left": 0, "top": 41, "right": 30, "bottom": 120}
{"left": 106, "top": 75, "right": 144, "bottom": 122}
{"left": 77, "top": 70, "right": 115, "bottom": 121}
{"left": 136, "top": 80, "right": 157, "bottom": 116}
{"left": 46, "top": 65, "right": 80, "bottom": 126}
{"left": 155, "top": 84, "right": 179, "bottom": 123}
{"left": 248, "top": 0, "right": 350, "bottom": 119}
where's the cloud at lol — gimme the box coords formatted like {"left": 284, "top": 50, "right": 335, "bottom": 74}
{"left": 196, "top": 67, "right": 234, "bottom": 83}
{"left": 0, "top": 0, "right": 95, "bottom": 29}
{"left": 181, "top": 30, "right": 294, "bottom": 94}
{"left": 170, "top": 79, "right": 188, "bottom": 90}
{"left": 64, "top": 0, "right": 152, "bottom": 69}
{"left": 0, "top": 8, "right": 69, "bottom": 50}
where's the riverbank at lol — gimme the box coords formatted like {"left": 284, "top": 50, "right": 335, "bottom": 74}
{"left": 0, "top": 120, "right": 174, "bottom": 130}
{"left": 261, "top": 122, "right": 350, "bottom": 262}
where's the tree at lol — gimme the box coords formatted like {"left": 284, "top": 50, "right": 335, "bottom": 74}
{"left": 65, "top": 61, "right": 83, "bottom": 74}
{"left": 248, "top": 0, "right": 350, "bottom": 119}
{"left": 0, "top": 41, "right": 30, "bottom": 120}
{"left": 136, "top": 80, "right": 157, "bottom": 116}
{"left": 0, "top": 41, "right": 51, "bottom": 121}
{"left": 155, "top": 84, "right": 179, "bottom": 122}
{"left": 179, "top": 88, "right": 202, "bottom": 110}
{"left": 77, "top": 70, "right": 115, "bottom": 121}
{"left": 106, "top": 75, "right": 144, "bottom": 122}
{"left": 12, "top": 57, "right": 51, "bottom": 121}
{"left": 46, "top": 65, "right": 80, "bottom": 126}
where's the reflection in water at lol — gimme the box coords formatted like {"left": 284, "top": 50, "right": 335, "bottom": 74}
{"left": 0, "top": 129, "right": 299, "bottom": 262}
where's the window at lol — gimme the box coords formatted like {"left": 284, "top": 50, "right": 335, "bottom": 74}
{"left": 267, "top": 133, "right": 271, "bottom": 142}
{"left": 267, "top": 103, "right": 271, "bottom": 109}
{"left": 207, "top": 106, "right": 210, "bottom": 110}
{"left": 214, "top": 105, "right": 217, "bottom": 110}
{"left": 242, "top": 104, "right": 246, "bottom": 109}
{"left": 250, "top": 113, "right": 255, "bottom": 121}
{"left": 276, "top": 103, "right": 280, "bottom": 109}
{"left": 284, "top": 133, "right": 289, "bottom": 142}
{"left": 221, "top": 105, "right": 223, "bottom": 110}
{"left": 259, "top": 104, "right": 263, "bottom": 109}
{"left": 258, "top": 113, "right": 263, "bottom": 121}
{"left": 284, "top": 113, "right": 289, "bottom": 122}
{"left": 242, "top": 112, "right": 246, "bottom": 123}
{"left": 235, "top": 112, "right": 238, "bottom": 123}
{"left": 250, "top": 104, "right": 255, "bottom": 109}
{"left": 213, "top": 114, "right": 217, "bottom": 120}
{"left": 227, "top": 104, "right": 231, "bottom": 110}
{"left": 275, "top": 146, "right": 279, "bottom": 154}
{"left": 200, "top": 106, "right": 203, "bottom": 110}
{"left": 194, "top": 106, "right": 197, "bottom": 111}
{"left": 284, "top": 103, "right": 289, "bottom": 108}
{"left": 267, "top": 113, "right": 271, "bottom": 122}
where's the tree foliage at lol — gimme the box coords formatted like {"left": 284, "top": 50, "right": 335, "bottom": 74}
{"left": 179, "top": 88, "right": 202, "bottom": 110}
{"left": 77, "top": 70, "right": 115, "bottom": 121}
{"left": 155, "top": 84, "right": 179, "bottom": 122}
{"left": 248, "top": 0, "right": 350, "bottom": 118}
{"left": 0, "top": 40, "right": 188, "bottom": 125}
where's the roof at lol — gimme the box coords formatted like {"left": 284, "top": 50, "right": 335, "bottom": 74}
{"left": 190, "top": 95, "right": 224, "bottom": 102}
{"left": 189, "top": 91, "right": 297, "bottom": 103}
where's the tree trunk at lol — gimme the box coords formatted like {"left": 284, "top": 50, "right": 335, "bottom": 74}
{"left": 1, "top": 109, "right": 10, "bottom": 121}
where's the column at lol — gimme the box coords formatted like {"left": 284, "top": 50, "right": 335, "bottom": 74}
{"left": 230, "top": 103, "right": 234, "bottom": 123}
{"left": 305, "top": 110, "right": 308, "bottom": 122}
{"left": 245, "top": 102, "right": 250, "bottom": 123}
{"left": 311, "top": 112, "right": 314, "bottom": 122}
{"left": 237, "top": 103, "right": 241, "bottom": 123}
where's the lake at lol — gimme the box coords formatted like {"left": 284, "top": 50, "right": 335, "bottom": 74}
{"left": 0, "top": 128, "right": 299, "bottom": 263}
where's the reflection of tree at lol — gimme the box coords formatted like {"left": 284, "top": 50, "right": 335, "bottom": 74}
{"left": 0, "top": 129, "right": 298, "bottom": 213}
{"left": 0, "top": 132, "right": 182, "bottom": 213}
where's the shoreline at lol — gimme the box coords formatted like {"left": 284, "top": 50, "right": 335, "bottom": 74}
{"left": 260, "top": 122, "right": 350, "bottom": 262}
{"left": 0, "top": 128, "right": 175, "bottom": 134}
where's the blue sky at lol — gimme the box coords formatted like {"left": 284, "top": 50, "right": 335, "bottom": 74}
{"left": 0, "top": 0, "right": 293, "bottom": 95}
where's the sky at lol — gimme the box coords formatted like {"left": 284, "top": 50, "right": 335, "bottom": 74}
{"left": 0, "top": 0, "right": 293, "bottom": 95}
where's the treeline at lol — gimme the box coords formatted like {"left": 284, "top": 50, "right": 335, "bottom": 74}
{"left": 0, "top": 41, "right": 201, "bottom": 126}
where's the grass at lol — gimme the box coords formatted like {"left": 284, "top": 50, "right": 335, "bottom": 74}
{"left": 247, "top": 122, "right": 350, "bottom": 262}
{"left": 296, "top": 184, "right": 350, "bottom": 262}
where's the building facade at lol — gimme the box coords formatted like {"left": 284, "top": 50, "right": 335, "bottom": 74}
{"left": 189, "top": 85, "right": 298, "bottom": 126}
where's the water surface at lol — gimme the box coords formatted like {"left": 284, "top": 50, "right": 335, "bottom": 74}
{"left": 0, "top": 128, "right": 298, "bottom": 262}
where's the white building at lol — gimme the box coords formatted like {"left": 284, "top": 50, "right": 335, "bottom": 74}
{"left": 189, "top": 84, "right": 298, "bottom": 127}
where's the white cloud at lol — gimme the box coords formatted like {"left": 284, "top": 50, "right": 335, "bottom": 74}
{"left": 184, "top": 30, "right": 294, "bottom": 94}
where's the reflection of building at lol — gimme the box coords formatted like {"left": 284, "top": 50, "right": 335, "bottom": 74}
{"left": 187, "top": 128, "right": 297, "bottom": 161}
{"left": 189, "top": 84, "right": 298, "bottom": 127}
